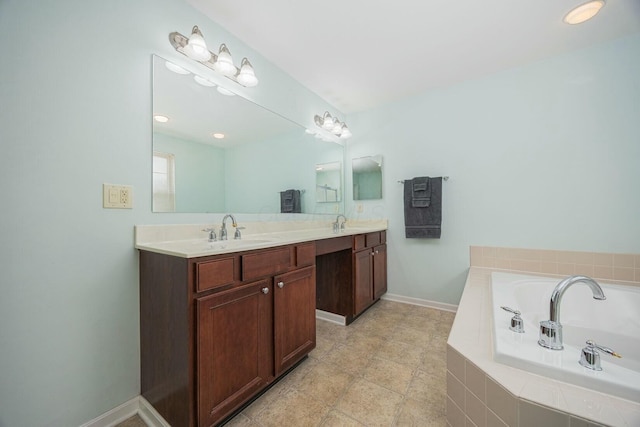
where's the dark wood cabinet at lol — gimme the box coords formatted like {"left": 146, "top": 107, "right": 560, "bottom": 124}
{"left": 140, "top": 242, "right": 316, "bottom": 427}
{"left": 196, "top": 279, "right": 273, "bottom": 427}
{"left": 372, "top": 244, "right": 387, "bottom": 300}
{"left": 316, "top": 231, "right": 387, "bottom": 324}
{"left": 274, "top": 266, "right": 316, "bottom": 375}
{"left": 354, "top": 236, "right": 387, "bottom": 316}
{"left": 353, "top": 247, "right": 373, "bottom": 315}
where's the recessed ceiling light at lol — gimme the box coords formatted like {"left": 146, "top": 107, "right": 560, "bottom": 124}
{"left": 212, "top": 133, "right": 225, "bottom": 139}
{"left": 216, "top": 86, "right": 236, "bottom": 96}
{"left": 194, "top": 75, "right": 216, "bottom": 87}
{"left": 153, "top": 115, "right": 170, "bottom": 123}
{"left": 164, "top": 60, "right": 190, "bottom": 75}
{"left": 564, "top": 0, "right": 605, "bottom": 25}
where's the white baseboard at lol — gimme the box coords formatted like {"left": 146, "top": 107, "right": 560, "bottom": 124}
{"left": 79, "top": 397, "right": 140, "bottom": 427}
{"left": 81, "top": 396, "right": 169, "bottom": 427}
{"left": 315, "top": 309, "right": 346, "bottom": 325}
{"left": 381, "top": 293, "right": 458, "bottom": 313}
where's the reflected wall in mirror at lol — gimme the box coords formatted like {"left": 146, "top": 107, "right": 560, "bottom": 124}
{"left": 315, "top": 162, "right": 342, "bottom": 203}
{"left": 152, "top": 55, "right": 345, "bottom": 214}
{"left": 352, "top": 155, "right": 383, "bottom": 200}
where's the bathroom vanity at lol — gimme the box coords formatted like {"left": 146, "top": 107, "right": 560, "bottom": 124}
{"left": 316, "top": 230, "right": 387, "bottom": 324}
{"left": 136, "top": 221, "right": 387, "bottom": 427}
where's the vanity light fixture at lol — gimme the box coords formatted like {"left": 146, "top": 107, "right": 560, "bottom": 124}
{"left": 564, "top": 0, "right": 605, "bottom": 24}
{"left": 313, "top": 111, "right": 352, "bottom": 139}
{"left": 169, "top": 26, "right": 259, "bottom": 87}
{"left": 153, "top": 115, "right": 170, "bottom": 123}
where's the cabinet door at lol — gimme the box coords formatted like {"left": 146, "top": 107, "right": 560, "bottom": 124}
{"left": 197, "top": 279, "right": 273, "bottom": 427}
{"left": 353, "top": 248, "right": 373, "bottom": 316}
{"left": 274, "top": 266, "right": 316, "bottom": 375}
{"left": 373, "top": 244, "right": 387, "bottom": 300}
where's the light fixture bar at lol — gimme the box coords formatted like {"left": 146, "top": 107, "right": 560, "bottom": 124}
{"left": 312, "top": 111, "right": 352, "bottom": 140}
{"left": 169, "top": 29, "right": 258, "bottom": 88}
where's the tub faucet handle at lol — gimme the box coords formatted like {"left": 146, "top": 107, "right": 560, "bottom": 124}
{"left": 500, "top": 306, "right": 524, "bottom": 333}
{"left": 579, "top": 339, "right": 622, "bottom": 371}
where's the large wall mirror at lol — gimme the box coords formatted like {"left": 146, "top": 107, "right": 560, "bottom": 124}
{"left": 152, "top": 55, "right": 344, "bottom": 214}
{"left": 352, "top": 155, "right": 383, "bottom": 200}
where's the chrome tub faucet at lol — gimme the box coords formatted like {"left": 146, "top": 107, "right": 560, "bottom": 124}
{"left": 538, "top": 275, "right": 606, "bottom": 350}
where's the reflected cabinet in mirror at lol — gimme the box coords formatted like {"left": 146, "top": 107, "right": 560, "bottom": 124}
{"left": 152, "top": 55, "right": 344, "bottom": 214}
{"left": 352, "top": 155, "right": 383, "bottom": 200}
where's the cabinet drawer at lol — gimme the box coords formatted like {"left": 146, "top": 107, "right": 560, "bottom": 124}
{"left": 353, "top": 234, "right": 366, "bottom": 251}
{"left": 242, "top": 247, "right": 292, "bottom": 281}
{"left": 196, "top": 257, "right": 236, "bottom": 292}
{"left": 365, "top": 232, "right": 381, "bottom": 248}
{"left": 296, "top": 243, "right": 315, "bottom": 267}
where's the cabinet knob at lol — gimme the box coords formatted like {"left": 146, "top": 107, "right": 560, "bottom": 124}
{"left": 375, "top": 250, "right": 379, "bottom": 254}
{"left": 371, "top": 252, "right": 375, "bottom": 256}
{"left": 261, "top": 287, "right": 269, "bottom": 294}
{"left": 277, "top": 281, "right": 284, "bottom": 288}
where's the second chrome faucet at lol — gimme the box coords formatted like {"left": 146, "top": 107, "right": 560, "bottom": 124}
{"left": 220, "top": 214, "right": 243, "bottom": 240}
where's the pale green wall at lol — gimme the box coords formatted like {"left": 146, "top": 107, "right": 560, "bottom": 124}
{"left": 0, "top": 0, "right": 340, "bottom": 426}
{"left": 153, "top": 132, "right": 226, "bottom": 212}
{"left": 345, "top": 34, "right": 640, "bottom": 304}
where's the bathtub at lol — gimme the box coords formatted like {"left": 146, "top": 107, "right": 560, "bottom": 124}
{"left": 491, "top": 272, "right": 640, "bottom": 402}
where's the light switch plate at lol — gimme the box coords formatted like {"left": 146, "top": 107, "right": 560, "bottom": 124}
{"left": 103, "top": 184, "right": 133, "bottom": 209}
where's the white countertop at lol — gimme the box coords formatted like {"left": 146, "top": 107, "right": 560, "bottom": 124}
{"left": 448, "top": 267, "right": 640, "bottom": 427}
{"left": 134, "top": 219, "right": 387, "bottom": 258}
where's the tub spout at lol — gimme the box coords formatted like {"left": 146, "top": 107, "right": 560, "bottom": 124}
{"left": 538, "top": 275, "right": 606, "bottom": 350}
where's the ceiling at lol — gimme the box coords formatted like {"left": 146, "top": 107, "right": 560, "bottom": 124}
{"left": 186, "top": 0, "right": 640, "bottom": 114}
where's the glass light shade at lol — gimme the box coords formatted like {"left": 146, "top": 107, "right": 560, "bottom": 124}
{"left": 165, "top": 60, "right": 190, "bottom": 75}
{"left": 184, "top": 26, "right": 211, "bottom": 61}
{"left": 322, "top": 112, "right": 334, "bottom": 130}
{"left": 194, "top": 75, "right": 216, "bottom": 87}
{"left": 332, "top": 121, "right": 343, "bottom": 134}
{"left": 340, "top": 124, "right": 352, "bottom": 138}
{"left": 237, "top": 58, "right": 259, "bottom": 87}
{"left": 213, "top": 44, "right": 237, "bottom": 76}
{"left": 564, "top": 0, "right": 605, "bottom": 24}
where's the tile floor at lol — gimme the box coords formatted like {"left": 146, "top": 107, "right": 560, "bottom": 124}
{"left": 118, "top": 300, "right": 454, "bottom": 427}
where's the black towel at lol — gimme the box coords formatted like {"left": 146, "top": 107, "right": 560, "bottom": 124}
{"left": 280, "top": 189, "right": 301, "bottom": 213}
{"left": 404, "top": 177, "right": 442, "bottom": 238}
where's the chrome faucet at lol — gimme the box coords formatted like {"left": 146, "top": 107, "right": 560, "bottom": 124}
{"left": 538, "top": 275, "right": 606, "bottom": 350}
{"left": 333, "top": 214, "right": 347, "bottom": 233}
{"left": 219, "top": 214, "right": 241, "bottom": 240}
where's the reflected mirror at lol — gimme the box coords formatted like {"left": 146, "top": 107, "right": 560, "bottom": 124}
{"left": 352, "top": 155, "right": 383, "bottom": 200}
{"left": 315, "top": 162, "right": 342, "bottom": 203}
{"left": 152, "top": 55, "right": 344, "bottom": 214}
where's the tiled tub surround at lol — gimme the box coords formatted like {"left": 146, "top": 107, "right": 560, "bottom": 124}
{"left": 135, "top": 219, "right": 387, "bottom": 257}
{"left": 447, "top": 247, "right": 640, "bottom": 427}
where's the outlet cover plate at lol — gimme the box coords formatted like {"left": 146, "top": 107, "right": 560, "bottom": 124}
{"left": 103, "top": 184, "right": 133, "bottom": 209}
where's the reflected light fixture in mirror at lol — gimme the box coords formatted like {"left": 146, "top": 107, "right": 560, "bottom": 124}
{"left": 169, "top": 26, "right": 259, "bottom": 87}
{"left": 194, "top": 75, "right": 215, "bottom": 87}
{"left": 153, "top": 115, "right": 169, "bottom": 123}
{"left": 312, "top": 111, "right": 352, "bottom": 141}
{"left": 563, "top": 0, "right": 605, "bottom": 24}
